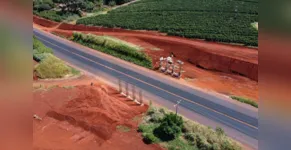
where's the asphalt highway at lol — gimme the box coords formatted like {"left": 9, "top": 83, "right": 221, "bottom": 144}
{"left": 34, "top": 28, "right": 258, "bottom": 149}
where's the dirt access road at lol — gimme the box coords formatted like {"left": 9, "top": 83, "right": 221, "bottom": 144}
{"left": 33, "top": 16, "right": 258, "bottom": 101}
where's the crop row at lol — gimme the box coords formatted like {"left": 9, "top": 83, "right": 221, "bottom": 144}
{"left": 77, "top": 10, "right": 258, "bottom": 46}
{"left": 115, "top": 0, "right": 258, "bottom": 14}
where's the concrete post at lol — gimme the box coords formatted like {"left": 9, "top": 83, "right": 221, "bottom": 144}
{"left": 118, "top": 79, "right": 122, "bottom": 93}
{"left": 179, "top": 63, "right": 182, "bottom": 77}
{"left": 132, "top": 85, "right": 136, "bottom": 100}
{"left": 125, "top": 82, "right": 129, "bottom": 96}
{"left": 139, "top": 90, "right": 144, "bottom": 106}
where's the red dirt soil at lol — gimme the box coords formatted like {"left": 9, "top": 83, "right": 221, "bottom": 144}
{"left": 33, "top": 16, "right": 258, "bottom": 101}
{"left": 33, "top": 76, "right": 162, "bottom": 150}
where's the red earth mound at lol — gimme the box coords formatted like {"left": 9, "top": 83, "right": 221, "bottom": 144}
{"left": 33, "top": 82, "right": 160, "bottom": 150}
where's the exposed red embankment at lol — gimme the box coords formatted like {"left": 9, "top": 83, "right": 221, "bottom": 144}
{"left": 33, "top": 15, "right": 59, "bottom": 28}
{"left": 59, "top": 24, "right": 258, "bottom": 81}
{"left": 58, "top": 22, "right": 161, "bottom": 36}
{"left": 188, "top": 51, "right": 258, "bottom": 81}
{"left": 135, "top": 36, "right": 258, "bottom": 81}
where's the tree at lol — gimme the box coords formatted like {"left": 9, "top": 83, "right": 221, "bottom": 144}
{"left": 82, "top": 1, "right": 95, "bottom": 12}
{"left": 33, "top": 0, "right": 54, "bottom": 11}
{"left": 37, "top": 4, "right": 52, "bottom": 11}
{"left": 108, "top": 0, "right": 116, "bottom": 6}
{"left": 104, "top": 0, "right": 132, "bottom": 5}
{"left": 96, "top": 0, "right": 103, "bottom": 8}
{"left": 59, "top": 0, "right": 84, "bottom": 13}
{"left": 154, "top": 113, "right": 184, "bottom": 141}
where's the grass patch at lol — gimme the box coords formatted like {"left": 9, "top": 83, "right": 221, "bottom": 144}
{"left": 51, "top": 32, "right": 67, "bottom": 39}
{"left": 33, "top": 36, "right": 80, "bottom": 79}
{"left": 35, "top": 54, "right": 74, "bottom": 79}
{"left": 71, "top": 32, "right": 152, "bottom": 69}
{"left": 138, "top": 105, "right": 242, "bottom": 150}
{"left": 103, "top": 35, "right": 143, "bottom": 50}
{"left": 230, "top": 96, "right": 258, "bottom": 108}
{"left": 150, "top": 47, "right": 161, "bottom": 51}
{"left": 165, "top": 137, "right": 198, "bottom": 150}
{"left": 47, "top": 85, "right": 59, "bottom": 90}
{"left": 116, "top": 125, "right": 131, "bottom": 132}
{"left": 33, "top": 84, "right": 60, "bottom": 92}
{"left": 63, "top": 86, "right": 75, "bottom": 89}
{"left": 70, "top": 66, "right": 81, "bottom": 76}
{"left": 33, "top": 36, "right": 54, "bottom": 62}
{"left": 33, "top": 84, "right": 45, "bottom": 91}
{"left": 132, "top": 116, "right": 141, "bottom": 122}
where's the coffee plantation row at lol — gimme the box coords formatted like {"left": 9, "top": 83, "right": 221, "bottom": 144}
{"left": 77, "top": 0, "right": 258, "bottom": 46}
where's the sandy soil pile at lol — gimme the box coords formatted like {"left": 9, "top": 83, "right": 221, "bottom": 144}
{"left": 48, "top": 85, "right": 140, "bottom": 140}
{"left": 33, "top": 81, "right": 159, "bottom": 150}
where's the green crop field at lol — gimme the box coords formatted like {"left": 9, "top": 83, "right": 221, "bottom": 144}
{"left": 77, "top": 0, "right": 258, "bottom": 46}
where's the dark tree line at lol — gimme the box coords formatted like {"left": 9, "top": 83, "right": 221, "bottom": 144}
{"left": 104, "top": 0, "right": 133, "bottom": 5}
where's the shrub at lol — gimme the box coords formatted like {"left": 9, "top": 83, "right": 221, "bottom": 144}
{"left": 215, "top": 127, "right": 225, "bottom": 136}
{"left": 65, "top": 14, "right": 80, "bottom": 22}
{"left": 36, "top": 4, "right": 52, "bottom": 11}
{"left": 154, "top": 113, "right": 183, "bottom": 141}
{"left": 167, "top": 137, "right": 198, "bottom": 150}
{"left": 108, "top": 0, "right": 116, "bottom": 6}
{"left": 196, "top": 134, "right": 212, "bottom": 150}
{"left": 230, "top": 96, "right": 258, "bottom": 108}
{"left": 146, "top": 106, "right": 157, "bottom": 115}
{"left": 149, "top": 112, "right": 164, "bottom": 123}
{"left": 33, "top": 36, "right": 53, "bottom": 62}
{"left": 116, "top": 125, "right": 131, "bottom": 132}
{"left": 182, "top": 120, "right": 193, "bottom": 133}
{"left": 212, "top": 143, "right": 221, "bottom": 150}
{"left": 35, "top": 54, "right": 71, "bottom": 79}
{"left": 33, "top": 45, "right": 53, "bottom": 55}
{"left": 83, "top": 1, "right": 95, "bottom": 12}
{"left": 42, "top": 0, "right": 54, "bottom": 7}
{"left": 138, "top": 124, "right": 148, "bottom": 132}
{"left": 142, "top": 132, "right": 158, "bottom": 144}
{"left": 138, "top": 123, "right": 158, "bottom": 133}
{"left": 33, "top": 53, "right": 50, "bottom": 62}
{"left": 158, "top": 108, "right": 166, "bottom": 114}
{"left": 221, "top": 140, "right": 237, "bottom": 150}
{"left": 184, "top": 133, "right": 197, "bottom": 145}
{"left": 35, "top": 10, "right": 64, "bottom": 22}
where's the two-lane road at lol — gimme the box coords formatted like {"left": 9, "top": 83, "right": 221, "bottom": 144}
{"left": 34, "top": 28, "right": 258, "bottom": 149}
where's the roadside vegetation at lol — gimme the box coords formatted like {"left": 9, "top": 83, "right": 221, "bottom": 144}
{"left": 77, "top": 0, "right": 258, "bottom": 46}
{"left": 138, "top": 104, "right": 242, "bottom": 150}
{"left": 33, "top": 0, "right": 135, "bottom": 22}
{"left": 230, "top": 96, "right": 258, "bottom": 108}
{"left": 71, "top": 32, "right": 152, "bottom": 68}
{"left": 33, "top": 36, "right": 80, "bottom": 79}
